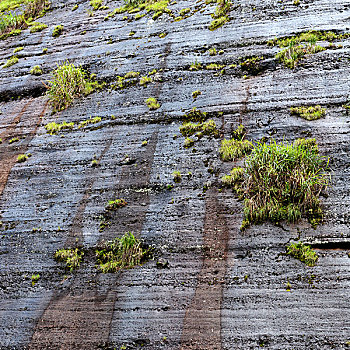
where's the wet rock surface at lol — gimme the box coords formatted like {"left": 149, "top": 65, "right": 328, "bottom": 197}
{"left": 1, "top": 0, "right": 350, "bottom": 349}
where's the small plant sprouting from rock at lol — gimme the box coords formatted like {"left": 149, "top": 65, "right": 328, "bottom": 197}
{"left": 54, "top": 248, "right": 84, "bottom": 271}
{"left": 221, "top": 167, "right": 244, "bottom": 192}
{"left": 2, "top": 56, "right": 18, "bottom": 68}
{"left": 47, "top": 62, "right": 103, "bottom": 113}
{"left": 192, "top": 90, "right": 201, "bottom": 99}
{"left": 106, "top": 198, "right": 127, "bottom": 211}
{"left": 95, "top": 232, "right": 150, "bottom": 273}
{"left": 184, "top": 137, "right": 194, "bottom": 148}
{"left": 209, "top": 0, "right": 232, "bottom": 31}
{"left": 286, "top": 241, "right": 319, "bottom": 267}
{"left": 145, "top": 97, "right": 160, "bottom": 110}
{"left": 31, "top": 273, "right": 40, "bottom": 286}
{"left": 189, "top": 60, "right": 202, "bottom": 71}
{"left": 17, "top": 154, "right": 30, "bottom": 163}
{"left": 78, "top": 116, "right": 102, "bottom": 128}
{"left": 52, "top": 24, "right": 63, "bottom": 37}
{"left": 172, "top": 170, "right": 182, "bottom": 183}
{"left": 220, "top": 125, "right": 252, "bottom": 161}
{"left": 29, "top": 22, "right": 47, "bottom": 33}
{"left": 290, "top": 105, "right": 326, "bottom": 121}
{"left": 13, "top": 46, "right": 24, "bottom": 53}
{"left": 29, "top": 65, "right": 42, "bottom": 75}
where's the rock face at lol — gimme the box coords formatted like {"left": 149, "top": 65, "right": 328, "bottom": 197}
{"left": 1, "top": 0, "right": 350, "bottom": 349}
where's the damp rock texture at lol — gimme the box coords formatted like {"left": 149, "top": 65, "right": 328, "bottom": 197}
{"left": 1, "top": 0, "right": 350, "bottom": 349}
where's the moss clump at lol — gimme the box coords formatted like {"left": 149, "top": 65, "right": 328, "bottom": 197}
{"left": 192, "top": 90, "right": 201, "bottom": 99}
{"left": 124, "top": 71, "right": 140, "bottom": 79}
{"left": 54, "top": 248, "right": 84, "bottom": 271}
{"left": 205, "top": 63, "right": 225, "bottom": 70}
{"left": 172, "top": 170, "right": 182, "bottom": 183}
{"left": 209, "top": 15, "right": 229, "bottom": 31}
{"left": 90, "top": 0, "right": 108, "bottom": 10}
{"left": 189, "top": 60, "right": 202, "bottom": 71}
{"left": 209, "top": 0, "right": 231, "bottom": 30}
{"left": 9, "top": 137, "right": 19, "bottom": 143}
{"left": 96, "top": 232, "right": 150, "bottom": 273}
{"left": 139, "top": 75, "right": 152, "bottom": 86}
{"left": 209, "top": 47, "right": 217, "bottom": 56}
{"left": 17, "top": 154, "right": 29, "bottom": 163}
{"left": 183, "top": 107, "right": 207, "bottom": 122}
{"left": 290, "top": 105, "right": 326, "bottom": 121}
{"left": 2, "top": 56, "right": 18, "bottom": 68}
{"left": 286, "top": 241, "right": 318, "bottom": 266}
{"left": 241, "top": 138, "right": 329, "bottom": 228}
{"left": 221, "top": 167, "right": 244, "bottom": 187}
{"left": 180, "top": 119, "right": 218, "bottom": 138}
{"left": 179, "top": 7, "right": 190, "bottom": 16}
{"left": 52, "top": 24, "right": 63, "bottom": 37}
{"left": 13, "top": 46, "right": 24, "bottom": 53}
{"left": 29, "top": 65, "right": 42, "bottom": 75}
{"left": 78, "top": 116, "right": 102, "bottom": 128}
{"left": 145, "top": 97, "right": 160, "bottom": 110}
{"left": 239, "top": 56, "right": 264, "bottom": 75}
{"left": 184, "top": 137, "right": 194, "bottom": 148}
{"left": 29, "top": 22, "right": 47, "bottom": 33}
{"left": 47, "top": 61, "right": 103, "bottom": 112}
{"left": 45, "top": 121, "right": 74, "bottom": 135}
{"left": 106, "top": 198, "right": 127, "bottom": 210}
{"left": 220, "top": 139, "right": 253, "bottom": 161}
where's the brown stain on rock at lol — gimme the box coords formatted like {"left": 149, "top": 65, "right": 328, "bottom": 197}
{"left": 181, "top": 188, "right": 229, "bottom": 350}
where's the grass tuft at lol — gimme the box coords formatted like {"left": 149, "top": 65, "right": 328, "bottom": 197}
{"left": 286, "top": 241, "right": 318, "bottom": 266}
{"left": 145, "top": 97, "right": 160, "bottom": 110}
{"left": 54, "top": 248, "right": 84, "bottom": 271}
{"left": 105, "top": 198, "right": 127, "bottom": 210}
{"left": 290, "top": 105, "right": 326, "bottom": 121}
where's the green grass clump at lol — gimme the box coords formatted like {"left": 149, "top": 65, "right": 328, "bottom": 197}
{"left": 124, "top": 71, "right": 140, "bottom": 79}
{"left": 286, "top": 241, "right": 318, "bottom": 266}
{"left": 29, "top": 65, "right": 42, "bottom": 75}
{"left": 242, "top": 138, "right": 329, "bottom": 228}
{"left": 180, "top": 119, "right": 218, "bottom": 138}
{"left": 29, "top": 22, "right": 47, "bottom": 33}
{"left": 31, "top": 273, "right": 40, "bottom": 286}
{"left": 179, "top": 7, "right": 190, "bottom": 16}
{"left": 209, "top": 47, "right": 217, "bottom": 56}
{"left": 221, "top": 167, "right": 244, "bottom": 187}
{"left": 2, "top": 56, "right": 18, "bottom": 68}
{"left": 145, "top": 97, "right": 160, "bottom": 110}
{"left": 139, "top": 75, "right": 152, "bottom": 86}
{"left": 205, "top": 63, "right": 225, "bottom": 70}
{"left": 96, "top": 232, "right": 150, "bottom": 273}
{"left": 52, "top": 24, "right": 63, "bottom": 37}
{"left": 47, "top": 62, "right": 102, "bottom": 112}
{"left": 189, "top": 60, "right": 202, "bottom": 71}
{"left": 192, "top": 90, "right": 201, "bottom": 99}
{"left": 220, "top": 139, "right": 253, "bottom": 161}
{"left": 9, "top": 137, "right": 19, "bottom": 143}
{"left": 183, "top": 107, "right": 207, "bottom": 122}
{"left": 45, "top": 121, "right": 74, "bottom": 135}
{"left": 78, "top": 116, "right": 102, "bottom": 128}
{"left": 106, "top": 198, "right": 127, "bottom": 210}
{"left": 54, "top": 248, "right": 84, "bottom": 271}
{"left": 209, "top": 15, "right": 229, "bottom": 31}
{"left": 290, "top": 105, "right": 326, "bottom": 121}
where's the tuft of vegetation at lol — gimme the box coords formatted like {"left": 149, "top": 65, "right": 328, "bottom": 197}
{"left": 45, "top": 121, "right": 74, "bottom": 135}
{"left": 290, "top": 105, "right": 326, "bottom": 121}
{"left": 13, "top": 46, "right": 24, "bottom": 53}
{"left": 47, "top": 62, "right": 103, "bottom": 113}
{"left": 31, "top": 273, "right": 40, "bottom": 286}
{"left": 241, "top": 138, "right": 329, "bottom": 228}
{"left": 286, "top": 241, "right": 318, "bottom": 266}
{"left": 183, "top": 107, "right": 207, "bottom": 122}
{"left": 192, "top": 90, "right": 201, "bottom": 99}
{"left": 124, "top": 71, "right": 140, "bottom": 79}
{"left": 184, "top": 137, "right": 194, "bottom": 148}
{"left": 145, "top": 97, "right": 160, "bottom": 110}
{"left": 172, "top": 170, "right": 182, "bottom": 183}
{"left": 78, "top": 116, "right": 102, "bottom": 128}
{"left": 209, "top": 0, "right": 231, "bottom": 30}
{"left": 52, "top": 24, "right": 63, "bottom": 37}
{"left": 220, "top": 138, "right": 253, "bottom": 161}
{"left": 17, "top": 154, "right": 29, "bottom": 163}
{"left": 209, "top": 47, "right": 217, "bottom": 56}
{"left": 205, "top": 63, "right": 225, "bottom": 70}
{"left": 106, "top": 198, "right": 127, "bottom": 211}
{"left": 9, "top": 137, "right": 19, "bottom": 143}
{"left": 2, "top": 56, "right": 18, "bottom": 68}
{"left": 221, "top": 167, "right": 244, "bottom": 188}
{"left": 189, "top": 60, "right": 202, "bottom": 71}
{"left": 54, "top": 248, "right": 84, "bottom": 271}
{"left": 96, "top": 232, "right": 150, "bottom": 273}
{"left": 29, "top": 65, "right": 42, "bottom": 75}
{"left": 29, "top": 21, "right": 47, "bottom": 33}
{"left": 239, "top": 56, "right": 264, "bottom": 75}
{"left": 139, "top": 75, "right": 152, "bottom": 86}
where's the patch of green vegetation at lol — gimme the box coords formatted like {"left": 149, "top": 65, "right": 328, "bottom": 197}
{"left": 184, "top": 137, "right": 194, "bottom": 148}
{"left": 220, "top": 138, "right": 253, "bottom": 161}
{"left": 31, "top": 273, "right": 40, "bottom": 286}
{"left": 29, "top": 65, "right": 42, "bottom": 75}
{"left": 192, "top": 90, "right": 201, "bottom": 99}
{"left": 239, "top": 56, "right": 264, "bottom": 75}
{"left": 129, "top": 30, "right": 135, "bottom": 36}
{"left": 13, "top": 46, "right": 23, "bottom": 53}
{"left": 293, "top": 0, "right": 300, "bottom": 5}
{"left": 29, "top": 21, "right": 47, "bottom": 33}
{"left": 45, "top": 121, "right": 74, "bottom": 135}
{"left": 9, "top": 137, "right": 19, "bottom": 143}
{"left": 145, "top": 97, "right": 160, "bottom": 110}
{"left": 183, "top": 107, "right": 207, "bottom": 122}
{"left": 172, "top": 170, "right": 181, "bottom": 183}
{"left": 47, "top": 61, "right": 103, "bottom": 113}
{"left": 141, "top": 140, "right": 148, "bottom": 146}
{"left": 52, "top": 24, "right": 63, "bottom": 37}
{"left": 54, "top": 248, "right": 84, "bottom": 271}
{"left": 17, "top": 153, "right": 30, "bottom": 162}
{"left": 124, "top": 71, "right": 140, "bottom": 79}
{"left": 286, "top": 241, "right": 318, "bottom": 266}
{"left": 105, "top": 198, "right": 127, "bottom": 211}
{"left": 159, "top": 32, "right": 167, "bottom": 38}
{"left": 2, "top": 56, "right": 18, "bottom": 68}
{"left": 96, "top": 232, "right": 150, "bottom": 273}
{"left": 269, "top": 30, "right": 348, "bottom": 68}
{"left": 78, "top": 116, "right": 102, "bottom": 128}
{"left": 241, "top": 138, "right": 329, "bottom": 228}
{"left": 90, "top": 0, "right": 108, "bottom": 10}
{"left": 290, "top": 105, "right": 326, "bottom": 121}
{"left": 72, "top": 4, "right": 78, "bottom": 11}
{"left": 179, "top": 7, "right": 190, "bottom": 16}
{"left": 208, "top": 47, "right": 217, "bottom": 56}
{"left": 139, "top": 75, "right": 152, "bottom": 86}
{"left": 42, "top": 47, "right": 47, "bottom": 54}
{"left": 205, "top": 63, "right": 225, "bottom": 70}
{"left": 189, "top": 60, "right": 202, "bottom": 71}
{"left": 221, "top": 167, "right": 244, "bottom": 192}
{"left": 209, "top": 0, "right": 231, "bottom": 31}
